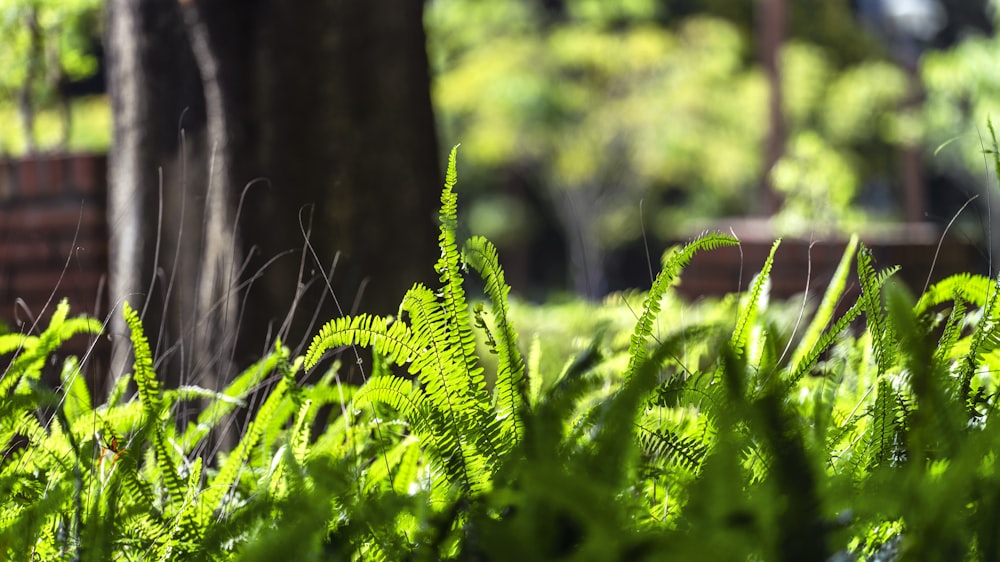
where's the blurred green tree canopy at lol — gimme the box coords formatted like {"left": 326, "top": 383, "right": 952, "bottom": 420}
{"left": 427, "top": 0, "right": 912, "bottom": 294}
{"left": 922, "top": 4, "right": 1000, "bottom": 174}
{"left": 0, "top": 0, "right": 103, "bottom": 153}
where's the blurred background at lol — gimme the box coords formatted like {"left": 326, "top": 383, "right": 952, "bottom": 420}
{"left": 1, "top": 0, "right": 998, "bottom": 303}
{"left": 425, "top": 0, "right": 999, "bottom": 299}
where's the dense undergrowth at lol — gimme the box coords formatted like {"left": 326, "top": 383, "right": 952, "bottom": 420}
{"left": 5, "top": 143, "right": 1000, "bottom": 560}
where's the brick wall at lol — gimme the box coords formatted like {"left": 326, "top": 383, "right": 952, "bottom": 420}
{"left": 674, "top": 221, "right": 982, "bottom": 304}
{"left": 0, "top": 154, "right": 108, "bottom": 361}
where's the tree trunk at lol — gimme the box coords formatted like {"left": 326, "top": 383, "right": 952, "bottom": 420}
{"left": 105, "top": 0, "right": 440, "bottom": 395}
{"left": 247, "top": 0, "right": 440, "bottom": 353}
{"left": 106, "top": 0, "right": 210, "bottom": 393}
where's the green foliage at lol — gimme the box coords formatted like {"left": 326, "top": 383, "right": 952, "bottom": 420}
{"left": 922, "top": 5, "right": 1000, "bottom": 176}
{"left": 10, "top": 145, "right": 1000, "bottom": 559}
{"left": 427, "top": 1, "right": 913, "bottom": 280}
{"left": 0, "top": 94, "right": 110, "bottom": 154}
{"left": 0, "top": 0, "right": 102, "bottom": 152}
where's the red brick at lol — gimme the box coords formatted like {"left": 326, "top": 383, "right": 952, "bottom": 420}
{"left": 16, "top": 159, "right": 39, "bottom": 198}
{"left": 0, "top": 161, "right": 13, "bottom": 202}
{"left": 3, "top": 206, "right": 104, "bottom": 232}
{"left": 68, "top": 154, "right": 107, "bottom": 196}
{"left": 9, "top": 269, "right": 105, "bottom": 302}
{"left": 51, "top": 246, "right": 107, "bottom": 274}
{"left": 39, "top": 157, "right": 66, "bottom": 197}
{"left": 0, "top": 239, "right": 52, "bottom": 264}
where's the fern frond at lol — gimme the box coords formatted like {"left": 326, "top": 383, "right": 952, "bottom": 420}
{"left": 152, "top": 427, "right": 187, "bottom": 515}
{"left": 122, "top": 301, "right": 162, "bottom": 423}
{"left": 865, "top": 379, "right": 901, "bottom": 471}
{"left": 435, "top": 147, "right": 489, "bottom": 411}
{"left": 955, "top": 270, "right": 1000, "bottom": 408}
{"left": 625, "top": 232, "right": 739, "bottom": 381}
{"left": 589, "top": 325, "right": 713, "bottom": 486}
{"left": 392, "top": 438, "right": 423, "bottom": 495}
{"left": 402, "top": 285, "right": 482, "bottom": 424}
{"left": 305, "top": 314, "right": 423, "bottom": 371}
{"left": 463, "top": 235, "right": 527, "bottom": 445}
{"left": 886, "top": 280, "right": 961, "bottom": 455}
{"left": 933, "top": 293, "right": 968, "bottom": 367}
{"left": 915, "top": 273, "right": 991, "bottom": 314}
{"left": 0, "top": 300, "right": 100, "bottom": 397}
{"left": 635, "top": 424, "right": 708, "bottom": 473}
{"left": 265, "top": 398, "right": 313, "bottom": 505}
{"left": 789, "top": 235, "right": 858, "bottom": 373}
{"left": 731, "top": 239, "right": 780, "bottom": 360}
{"left": 180, "top": 343, "right": 289, "bottom": 453}
{"left": 201, "top": 372, "right": 293, "bottom": 521}
{"left": 400, "top": 287, "right": 495, "bottom": 493}
{"left": 352, "top": 375, "right": 429, "bottom": 428}
{"left": 59, "top": 356, "right": 92, "bottom": 424}
{"left": 785, "top": 302, "right": 863, "bottom": 389}
{"left": 857, "top": 245, "right": 899, "bottom": 375}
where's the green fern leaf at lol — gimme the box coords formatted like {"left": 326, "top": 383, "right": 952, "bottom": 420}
{"left": 955, "top": 271, "right": 1000, "bottom": 408}
{"left": 933, "top": 293, "right": 967, "bottom": 367}
{"left": 352, "top": 375, "right": 430, "bottom": 429}
{"left": 789, "top": 235, "right": 858, "bottom": 373}
{"left": 463, "top": 235, "right": 527, "bottom": 445}
{"left": 122, "top": 301, "right": 162, "bottom": 423}
{"left": 180, "top": 343, "right": 289, "bottom": 452}
{"left": 731, "top": 239, "right": 780, "bottom": 360}
{"left": 857, "top": 245, "right": 900, "bottom": 375}
{"left": 434, "top": 146, "right": 490, "bottom": 411}
{"left": 201, "top": 359, "right": 299, "bottom": 521}
{"left": 915, "top": 273, "right": 991, "bottom": 314}
{"left": 785, "top": 302, "right": 863, "bottom": 389}
{"left": 865, "top": 379, "right": 900, "bottom": 470}
{"left": 305, "top": 313, "right": 423, "bottom": 371}
{"left": 625, "top": 232, "right": 739, "bottom": 382}
{"left": 59, "top": 356, "right": 92, "bottom": 423}
{"left": 635, "top": 425, "right": 709, "bottom": 473}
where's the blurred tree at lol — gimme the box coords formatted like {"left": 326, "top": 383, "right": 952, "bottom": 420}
{"left": 0, "top": 0, "right": 101, "bottom": 153}
{"left": 921, "top": 3, "right": 1000, "bottom": 168}
{"left": 920, "top": 3, "right": 1000, "bottom": 259}
{"left": 106, "top": 0, "right": 440, "bottom": 391}
{"left": 428, "top": 0, "right": 909, "bottom": 296}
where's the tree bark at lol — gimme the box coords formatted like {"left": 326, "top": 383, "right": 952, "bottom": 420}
{"left": 105, "top": 0, "right": 440, "bottom": 394}
{"left": 248, "top": 0, "right": 440, "bottom": 350}
{"left": 106, "top": 0, "right": 209, "bottom": 391}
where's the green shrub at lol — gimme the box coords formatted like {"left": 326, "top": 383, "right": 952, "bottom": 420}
{"left": 4, "top": 142, "right": 1000, "bottom": 560}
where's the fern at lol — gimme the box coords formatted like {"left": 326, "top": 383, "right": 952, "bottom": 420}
{"left": 180, "top": 343, "right": 295, "bottom": 453}
{"left": 435, "top": 146, "right": 490, "bottom": 413}
{"left": 887, "top": 280, "right": 962, "bottom": 458}
{"left": 954, "top": 270, "right": 1000, "bottom": 411}
{"left": 0, "top": 299, "right": 101, "bottom": 397}
{"left": 857, "top": 244, "right": 900, "bottom": 376}
{"left": 59, "top": 356, "right": 93, "bottom": 424}
{"left": 625, "top": 231, "right": 739, "bottom": 382}
{"left": 302, "top": 147, "right": 527, "bottom": 497}
{"left": 864, "top": 379, "right": 901, "bottom": 471}
{"left": 914, "top": 272, "right": 992, "bottom": 314}
{"left": 785, "top": 301, "right": 863, "bottom": 389}
{"left": 200, "top": 355, "right": 297, "bottom": 523}
{"left": 463, "top": 235, "right": 528, "bottom": 448}
{"left": 122, "top": 302, "right": 163, "bottom": 425}
{"left": 789, "top": 234, "right": 858, "bottom": 374}
{"left": 635, "top": 424, "right": 708, "bottom": 473}
{"left": 731, "top": 239, "right": 779, "bottom": 363}
{"left": 933, "top": 292, "right": 968, "bottom": 368}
